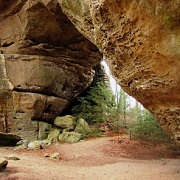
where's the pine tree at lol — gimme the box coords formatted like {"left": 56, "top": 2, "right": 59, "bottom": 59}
{"left": 71, "top": 82, "right": 116, "bottom": 124}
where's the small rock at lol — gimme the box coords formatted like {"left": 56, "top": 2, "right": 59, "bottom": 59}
{"left": 7, "top": 155, "right": 20, "bottom": 161}
{"left": 14, "top": 144, "right": 28, "bottom": 151}
{"left": 27, "top": 139, "right": 51, "bottom": 150}
{"left": 44, "top": 154, "right": 50, "bottom": 157}
{"left": 0, "top": 159, "right": 8, "bottom": 171}
{"left": 16, "top": 139, "right": 29, "bottom": 146}
{"left": 41, "top": 139, "right": 51, "bottom": 148}
{"left": 28, "top": 141, "right": 42, "bottom": 150}
{"left": 50, "top": 153, "right": 60, "bottom": 159}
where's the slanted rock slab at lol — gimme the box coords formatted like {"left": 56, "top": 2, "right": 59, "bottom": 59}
{"left": 47, "top": 129, "right": 62, "bottom": 143}
{"left": 74, "top": 118, "right": 92, "bottom": 135}
{"left": 0, "top": 158, "right": 8, "bottom": 171}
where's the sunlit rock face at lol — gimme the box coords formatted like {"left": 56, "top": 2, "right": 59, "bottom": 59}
{"left": 0, "top": 0, "right": 101, "bottom": 140}
{"left": 59, "top": 0, "right": 180, "bottom": 144}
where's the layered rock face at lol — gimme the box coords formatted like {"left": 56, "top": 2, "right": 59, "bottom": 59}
{"left": 59, "top": 0, "right": 180, "bottom": 144}
{"left": 0, "top": 0, "right": 101, "bottom": 140}
{"left": 0, "top": 0, "right": 179, "bottom": 145}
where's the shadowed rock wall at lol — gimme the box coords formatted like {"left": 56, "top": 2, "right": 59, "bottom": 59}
{"left": 0, "top": 0, "right": 101, "bottom": 140}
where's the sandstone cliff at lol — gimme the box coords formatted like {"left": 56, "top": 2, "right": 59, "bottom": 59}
{"left": 0, "top": 0, "right": 179, "bottom": 145}
{"left": 59, "top": 0, "right": 180, "bottom": 144}
{"left": 0, "top": 0, "right": 101, "bottom": 140}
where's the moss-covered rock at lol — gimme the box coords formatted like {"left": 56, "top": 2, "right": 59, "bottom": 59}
{"left": 54, "top": 115, "right": 75, "bottom": 130}
{"left": 59, "top": 132, "right": 82, "bottom": 143}
{"left": 74, "top": 118, "right": 92, "bottom": 135}
{"left": 47, "top": 128, "right": 62, "bottom": 142}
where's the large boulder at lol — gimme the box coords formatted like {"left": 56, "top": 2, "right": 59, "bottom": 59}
{"left": 59, "top": 0, "right": 180, "bottom": 144}
{"left": 47, "top": 128, "right": 62, "bottom": 142}
{"left": 54, "top": 115, "right": 75, "bottom": 130}
{"left": 59, "top": 132, "right": 82, "bottom": 143}
{"left": 74, "top": 118, "right": 92, "bottom": 135}
{"left": 0, "top": 0, "right": 101, "bottom": 140}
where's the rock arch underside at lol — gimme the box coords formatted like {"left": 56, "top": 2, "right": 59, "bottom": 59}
{"left": 0, "top": 0, "right": 179, "bottom": 145}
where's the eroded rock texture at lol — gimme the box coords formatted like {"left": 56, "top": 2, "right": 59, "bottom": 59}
{"left": 0, "top": 0, "right": 101, "bottom": 140}
{"left": 59, "top": 0, "right": 180, "bottom": 144}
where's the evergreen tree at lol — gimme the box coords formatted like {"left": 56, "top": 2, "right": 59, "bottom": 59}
{"left": 71, "top": 82, "right": 116, "bottom": 124}
{"left": 130, "top": 110, "right": 171, "bottom": 142}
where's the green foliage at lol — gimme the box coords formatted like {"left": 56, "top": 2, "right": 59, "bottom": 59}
{"left": 71, "top": 82, "right": 116, "bottom": 124}
{"left": 108, "top": 118, "right": 128, "bottom": 133}
{"left": 87, "top": 126, "right": 106, "bottom": 138}
{"left": 130, "top": 110, "right": 171, "bottom": 142}
{"left": 105, "top": 88, "right": 130, "bottom": 133}
{"left": 116, "top": 89, "right": 129, "bottom": 114}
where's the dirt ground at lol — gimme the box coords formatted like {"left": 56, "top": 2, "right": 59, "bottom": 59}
{"left": 0, "top": 136, "right": 180, "bottom": 180}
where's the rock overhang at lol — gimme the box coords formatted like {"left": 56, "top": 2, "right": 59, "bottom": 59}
{"left": 0, "top": 0, "right": 102, "bottom": 140}
{"left": 0, "top": 0, "right": 179, "bottom": 145}
{"left": 59, "top": 0, "right": 180, "bottom": 145}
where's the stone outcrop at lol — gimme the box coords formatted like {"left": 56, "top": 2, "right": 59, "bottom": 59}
{"left": 54, "top": 115, "right": 75, "bottom": 130}
{"left": 0, "top": 0, "right": 101, "bottom": 140}
{"left": 0, "top": 0, "right": 179, "bottom": 145}
{"left": 48, "top": 116, "right": 91, "bottom": 143}
{"left": 0, "top": 133, "right": 22, "bottom": 146}
{"left": 74, "top": 118, "right": 92, "bottom": 135}
{"left": 59, "top": 0, "right": 180, "bottom": 144}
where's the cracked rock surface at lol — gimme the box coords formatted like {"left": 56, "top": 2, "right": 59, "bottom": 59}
{"left": 59, "top": 0, "right": 180, "bottom": 144}
{"left": 0, "top": 0, "right": 179, "bottom": 145}
{"left": 0, "top": 0, "right": 101, "bottom": 140}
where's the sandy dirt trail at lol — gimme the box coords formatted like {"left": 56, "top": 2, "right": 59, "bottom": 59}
{"left": 0, "top": 137, "right": 180, "bottom": 180}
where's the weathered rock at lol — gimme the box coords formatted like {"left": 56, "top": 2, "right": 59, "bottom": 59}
{"left": 6, "top": 155, "right": 20, "bottom": 161}
{"left": 16, "top": 139, "right": 29, "bottom": 146}
{"left": 44, "top": 153, "right": 50, "bottom": 157}
{"left": 0, "top": 0, "right": 101, "bottom": 140}
{"left": 74, "top": 118, "right": 92, "bottom": 135}
{"left": 59, "top": 132, "right": 82, "bottom": 143}
{"left": 59, "top": 0, "right": 180, "bottom": 144}
{"left": 38, "top": 122, "right": 52, "bottom": 140}
{"left": 14, "top": 144, "right": 28, "bottom": 151}
{"left": 27, "top": 139, "right": 50, "bottom": 150}
{"left": 50, "top": 153, "right": 60, "bottom": 159}
{"left": 47, "top": 128, "right": 62, "bottom": 143}
{"left": 0, "top": 0, "right": 179, "bottom": 145}
{"left": 0, "top": 159, "right": 8, "bottom": 171}
{"left": 0, "top": 133, "right": 22, "bottom": 146}
{"left": 54, "top": 115, "right": 75, "bottom": 130}
{"left": 0, "top": 91, "right": 68, "bottom": 141}
{"left": 28, "top": 141, "right": 42, "bottom": 150}
{"left": 41, "top": 139, "right": 51, "bottom": 148}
